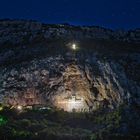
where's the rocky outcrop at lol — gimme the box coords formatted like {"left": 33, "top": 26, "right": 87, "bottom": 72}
{"left": 0, "top": 19, "right": 139, "bottom": 45}
{"left": 0, "top": 20, "right": 139, "bottom": 112}
{"left": 0, "top": 52, "right": 139, "bottom": 112}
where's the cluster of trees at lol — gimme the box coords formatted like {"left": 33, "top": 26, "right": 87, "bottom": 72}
{"left": 0, "top": 105, "right": 139, "bottom": 140}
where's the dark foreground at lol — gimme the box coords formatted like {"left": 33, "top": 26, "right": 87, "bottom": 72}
{"left": 0, "top": 104, "right": 140, "bottom": 140}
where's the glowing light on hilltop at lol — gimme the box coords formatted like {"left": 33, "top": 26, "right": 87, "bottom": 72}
{"left": 72, "top": 43, "right": 77, "bottom": 50}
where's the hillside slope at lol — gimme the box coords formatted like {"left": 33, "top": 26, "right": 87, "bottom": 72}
{"left": 0, "top": 20, "right": 140, "bottom": 139}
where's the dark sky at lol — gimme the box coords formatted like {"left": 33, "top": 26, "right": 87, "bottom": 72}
{"left": 0, "top": 0, "right": 140, "bottom": 29}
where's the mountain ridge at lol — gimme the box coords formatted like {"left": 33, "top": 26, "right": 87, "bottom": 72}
{"left": 0, "top": 19, "right": 139, "bottom": 45}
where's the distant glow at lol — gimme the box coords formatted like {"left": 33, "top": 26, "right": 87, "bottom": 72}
{"left": 17, "top": 105, "right": 23, "bottom": 111}
{"left": 0, "top": 106, "right": 3, "bottom": 111}
{"left": 72, "top": 44, "right": 76, "bottom": 50}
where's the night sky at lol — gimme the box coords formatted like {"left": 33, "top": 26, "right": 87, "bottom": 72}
{"left": 0, "top": 0, "right": 140, "bottom": 29}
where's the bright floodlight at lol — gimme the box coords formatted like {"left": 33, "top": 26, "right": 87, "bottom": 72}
{"left": 17, "top": 105, "right": 23, "bottom": 111}
{"left": 72, "top": 44, "right": 76, "bottom": 50}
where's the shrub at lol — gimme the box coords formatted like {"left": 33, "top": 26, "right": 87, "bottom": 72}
{"left": 0, "top": 115, "right": 8, "bottom": 126}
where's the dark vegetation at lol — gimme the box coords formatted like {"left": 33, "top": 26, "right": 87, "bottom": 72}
{"left": 0, "top": 104, "right": 139, "bottom": 140}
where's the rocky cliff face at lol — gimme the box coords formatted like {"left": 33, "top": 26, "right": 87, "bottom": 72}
{"left": 0, "top": 19, "right": 140, "bottom": 44}
{"left": 0, "top": 20, "right": 140, "bottom": 112}
{"left": 0, "top": 51, "right": 140, "bottom": 111}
